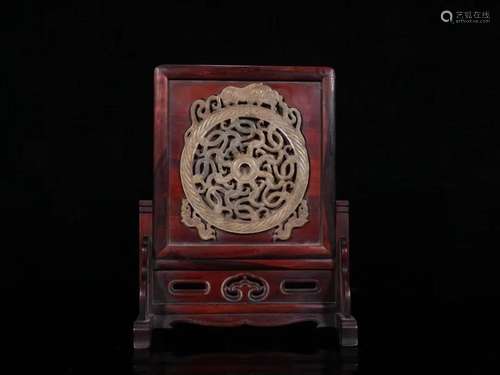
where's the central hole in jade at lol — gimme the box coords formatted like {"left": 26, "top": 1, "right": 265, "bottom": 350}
{"left": 239, "top": 163, "right": 251, "bottom": 175}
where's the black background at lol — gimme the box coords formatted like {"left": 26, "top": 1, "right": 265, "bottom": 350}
{"left": 4, "top": 1, "right": 500, "bottom": 373}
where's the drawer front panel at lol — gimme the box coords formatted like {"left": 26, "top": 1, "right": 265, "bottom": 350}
{"left": 154, "top": 270, "right": 334, "bottom": 304}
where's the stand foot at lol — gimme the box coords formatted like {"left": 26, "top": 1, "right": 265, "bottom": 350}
{"left": 336, "top": 313, "right": 358, "bottom": 347}
{"left": 133, "top": 320, "right": 152, "bottom": 351}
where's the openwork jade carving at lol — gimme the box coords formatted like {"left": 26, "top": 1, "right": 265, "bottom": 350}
{"left": 180, "top": 83, "right": 310, "bottom": 240}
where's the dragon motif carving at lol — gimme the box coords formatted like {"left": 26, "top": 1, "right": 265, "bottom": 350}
{"left": 180, "top": 83, "right": 310, "bottom": 240}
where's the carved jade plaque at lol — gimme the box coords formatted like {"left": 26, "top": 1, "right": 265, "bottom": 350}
{"left": 180, "top": 83, "right": 310, "bottom": 241}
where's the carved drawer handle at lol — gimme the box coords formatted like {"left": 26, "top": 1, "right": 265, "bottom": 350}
{"left": 168, "top": 280, "right": 210, "bottom": 295}
{"left": 280, "top": 279, "right": 320, "bottom": 294}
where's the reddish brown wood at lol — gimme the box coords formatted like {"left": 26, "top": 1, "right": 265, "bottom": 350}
{"left": 134, "top": 65, "right": 357, "bottom": 350}
{"left": 156, "top": 77, "right": 328, "bottom": 257}
{"left": 154, "top": 258, "right": 334, "bottom": 270}
{"left": 154, "top": 65, "right": 334, "bottom": 80}
{"left": 158, "top": 245, "right": 330, "bottom": 259}
{"left": 153, "top": 270, "right": 333, "bottom": 304}
{"left": 335, "top": 201, "right": 358, "bottom": 346}
{"left": 152, "top": 313, "right": 335, "bottom": 329}
{"left": 154, "top": 303, "right": 335, "bottom": 315}
{"left": 133, "top": 200, "right": 152, "bottom": 350}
